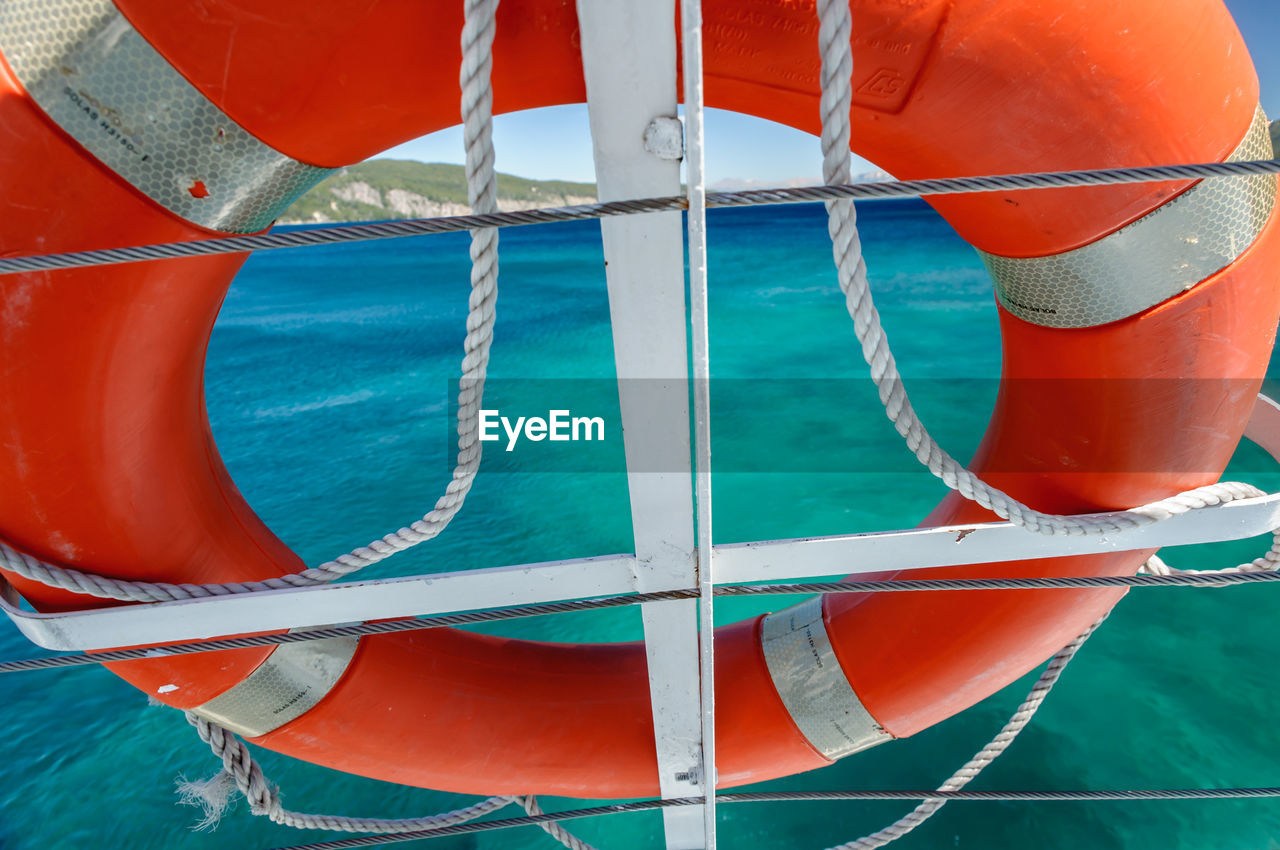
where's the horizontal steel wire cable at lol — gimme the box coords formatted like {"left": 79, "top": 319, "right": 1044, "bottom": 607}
{"left": 267, "top": 787, "right": 1280, "bottom": 850}
{"left": 4, "top": 569, "right": 1280, "bottom": 674}
{"left": 1, "top": 159, "right": 1277, "bottom": 276}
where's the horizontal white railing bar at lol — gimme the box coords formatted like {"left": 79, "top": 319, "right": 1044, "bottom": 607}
{"left": 713, "top": 493, "right": 1280, "bottom": 584}
{"left": 5, "top": 399, "right": 1278, "bottom": 653}
{"left": 5, "top": 488, "right": 1280, "bottom": 652}
{"left": 0, "top": 589, "right": 698, "bottom": 673}
{"left": 0, "top": 553, "right": 643, "bottom": 652}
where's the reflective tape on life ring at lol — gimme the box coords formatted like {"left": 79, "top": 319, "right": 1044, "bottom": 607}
{"left": 190, "top": 632, "right": 360, "bottom": 739}
{"left": 761, "top": 596, "right": 889, "bottom": 760}
{"left": 0, "top": 0, "right": 332, "bottom": 233}
{"left": 981, "top": 106, "right": 1276, "bottom": 328}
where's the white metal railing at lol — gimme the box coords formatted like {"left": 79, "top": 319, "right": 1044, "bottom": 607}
{"left": 3, "top": 393, "right": 1280, "bottom": 850}
{"left": 7, "top": 390, "right": 1280, "bottom": 656}
{"left": 578, "top": 2, "right": 708, "bottom": 844}
{"left": 5, "top": 464, "right": 1280, "bottom": 652}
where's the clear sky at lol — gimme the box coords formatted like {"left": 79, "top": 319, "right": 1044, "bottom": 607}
{"left": 376, "top": 0, "right": 1279, "bottom": 185}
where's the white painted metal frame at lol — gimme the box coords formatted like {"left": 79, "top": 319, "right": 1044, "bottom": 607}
{"left": 575, "top": 3, "right": 707, "bottom": 846}
{"left": 9, "top": 445, "right": 1280, "bottom": 652}
{"left": 8, "top": 401, "right": 1280, "bottom": 648}
{"left": 680, "top": 0, "right": 717, "bottom": 846}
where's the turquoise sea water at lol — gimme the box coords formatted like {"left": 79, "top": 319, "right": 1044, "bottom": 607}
{"left": 2, "top": 199, "right": 1279, "bottom": 849}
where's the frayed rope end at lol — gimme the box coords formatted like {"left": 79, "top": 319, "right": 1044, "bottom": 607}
{"left": 176, "top": 770, "right": 237, "bottom": 831}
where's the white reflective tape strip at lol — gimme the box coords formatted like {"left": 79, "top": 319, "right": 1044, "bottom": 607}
{"left": 760, "top": 596, "right": 889, "bottom": 760}
{"left": 980, "top": 105, "right": 1276, "bottom": 328}
{"left": 0, "top": 0, "right": 333, "bottom": 233}
{"left": 189, "top": 634, "right": 359, "bottom": 739}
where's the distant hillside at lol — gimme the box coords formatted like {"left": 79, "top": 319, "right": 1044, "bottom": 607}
{"left": 281, "top": 159, "right": 597, "bottom": 223}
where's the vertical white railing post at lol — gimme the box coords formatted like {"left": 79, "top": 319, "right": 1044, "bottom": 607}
{"left": 680, "top": 0, "right": 717, "bottom": 846}
{"left": 576, "top": 2, "right": 707, "bottom": 847}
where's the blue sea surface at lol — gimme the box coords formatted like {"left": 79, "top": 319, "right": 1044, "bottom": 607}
{"left": 2, "top": 199, "right": 1279, "bottom": 849}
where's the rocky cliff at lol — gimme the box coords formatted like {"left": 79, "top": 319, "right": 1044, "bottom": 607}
{"left": 281, "top": 159, "right": 597, "bottom": 224}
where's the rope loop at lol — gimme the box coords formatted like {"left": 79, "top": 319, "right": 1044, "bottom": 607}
{"left": 812, "top": 0, "right": 1278, "bottom": 544}
{"left": 0, "top": 0, "right": 506, "bottom": 605}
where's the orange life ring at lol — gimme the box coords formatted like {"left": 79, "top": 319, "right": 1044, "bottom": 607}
{"left": 1, "top": 0, "right": 1278, "bottom": 798}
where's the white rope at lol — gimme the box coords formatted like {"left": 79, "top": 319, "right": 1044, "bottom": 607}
{"left": 0, "top": 0, "right": 503, "bottom": 604}
{"left": 813, "top": 2, "right": 1280, "bottom": 847}
{"left": 164, "top": 9, "right": 579, "bottom": 848}
{"left": 513, "top": 794, "right": 599, "bottom": 850}
{"left": 180, "top": 712, "right": 512, "bottom": 834}
{"left": 297, "top": 0, "right": 503, "bottom": 581}
{"left": 181, "top": 712, "right": 597, "bottom": 848}
{"left": 1140, "top": 527, "right": 1280, "bottom": 578}
{"left": 819, "top": 530, "right": 1280, "bottom": 850}
{"left": 815, "top": 0, "right": 1272, "bottom": 542}
{"left": 825, "top": 614, "right": 1106, "bottom": 850}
